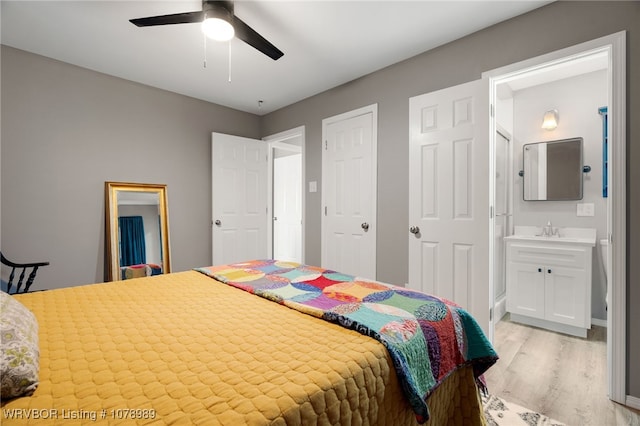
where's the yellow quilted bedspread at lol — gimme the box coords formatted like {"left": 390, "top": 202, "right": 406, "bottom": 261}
{"left": 2, "top": 271, "right": 485, "bottom": 425}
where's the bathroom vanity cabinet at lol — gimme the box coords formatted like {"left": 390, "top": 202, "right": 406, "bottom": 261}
{"left": 505, "top": 228, "right": 596, "bottom": 338}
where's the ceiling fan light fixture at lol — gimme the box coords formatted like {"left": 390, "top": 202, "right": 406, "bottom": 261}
{"left": 202, "top": 8, "right": 234, "bottom": 42}
{"left": 130, "top": 0, "right": 283, "bottom": 60}
{"left": 202, "top": 18, "right": 234, "bottom": 41}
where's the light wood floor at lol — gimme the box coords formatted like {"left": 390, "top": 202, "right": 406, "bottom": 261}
{"left": 484, "top": 317, "right": 640, "bottom": 426}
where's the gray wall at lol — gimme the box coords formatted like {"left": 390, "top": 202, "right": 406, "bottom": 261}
{"left": 260, "top": 2, "right": 640, "bottom": 399}
{"left": 1, "top": 45, "right": 261, "bottom": 287}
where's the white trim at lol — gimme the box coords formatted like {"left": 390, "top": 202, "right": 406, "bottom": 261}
{"left": 626, "top": 395, "right": 640, "bottom": 411}
{"left": 263, "top": 126, "right": 306, "bottom": 263}
{"left": 484, "top": 31, "right": 627, "bottom": 405}
{"left": 269, "top": 141, "right": 301, "bottom": 153}
{"left": 591, "top": 318, "right": 607, "bottom": 328}
{"left": 607, "top": 31, "right": 627, "bottom": 405}
{"left": 494, "top": 294, "right": 507, "bottom": 324}
{"left": 321, "top": 104, "right": 378, "bottom": 276}
{"left": 510, "top": 314, "right": 587, "bottom": 339}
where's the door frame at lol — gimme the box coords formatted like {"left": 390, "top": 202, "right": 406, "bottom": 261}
{"left": 321, "top": 104, "right": 378, "bottom": 276}
{"left": 263, "top": 126, "right": 306, "bottom": 263}
{"left": 483, "top": 31, "right": 627, "bottom": 404}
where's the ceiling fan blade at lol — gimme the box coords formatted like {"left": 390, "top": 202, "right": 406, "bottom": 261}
{"left": 232, "top": 16, "right": 284, "bottom": 61}
{"left": 130, "top": 11, "right": 204, "bottom": 27}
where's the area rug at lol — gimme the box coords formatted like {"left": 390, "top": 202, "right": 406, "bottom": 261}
{"left": 482, "top": 394, "right": 566, "bottom": 426}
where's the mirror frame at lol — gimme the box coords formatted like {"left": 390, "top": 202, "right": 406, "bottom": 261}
{"left": 522, "top": 137, "right": 584, "bottom": 201}
{"left": 105, "top": 181, "right": 171, "bottom": 281}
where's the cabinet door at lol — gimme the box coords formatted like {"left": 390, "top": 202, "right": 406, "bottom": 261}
{"left": 544, "top": 266, "right": 587, "bottom": 327}
{"left": 507, "top": 262, "right": 545, "bottom": 319}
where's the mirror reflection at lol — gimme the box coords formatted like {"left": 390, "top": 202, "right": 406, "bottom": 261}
{"left": 522, "top": 137, "right": 583, "bottom": 201}
{"left": 105, "top": 182, "right": 171, "bottom": 281}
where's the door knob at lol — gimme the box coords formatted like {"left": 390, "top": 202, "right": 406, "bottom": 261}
{"left": 214, "top": 220, "right": 222, "bottom": 226}
{"left": 361, "top": 222, "right": 370, "bottom": 231}
{"left": 409, "top": 226, "right": 420, "bottom": 234}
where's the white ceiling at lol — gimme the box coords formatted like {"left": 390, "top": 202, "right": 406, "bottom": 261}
{"left": 1, "top": 1, "right": 553, "bottom": 115}
{"left": 511, "top": 50, "right": 609, "bottom": 87}
{"left": 496, "top": 51, "right": 609, "bottom": 99}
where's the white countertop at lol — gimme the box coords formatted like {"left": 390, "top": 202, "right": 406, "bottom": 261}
{"left": 504, "top": 226, "right": 597, "bottom": 246}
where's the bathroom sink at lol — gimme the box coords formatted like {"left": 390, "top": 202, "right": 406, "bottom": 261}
{"left": 506, "top": 235, "right": 584, "bottom": 243}
{"left": 504, "top": 226, "right": 597, "bottom": 246}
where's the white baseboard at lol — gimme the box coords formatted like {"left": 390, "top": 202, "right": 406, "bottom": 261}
{"left": 591, "top": 318, "right": 607, "bottom": 327}
{"left": 626, "top": 395, "right": 640, "bottom": 410}
{"left": 494, "top": 295, "right": 507, "bottom": 322}
{"left": 510, "top": 314, "right": 587, "bottom": 338}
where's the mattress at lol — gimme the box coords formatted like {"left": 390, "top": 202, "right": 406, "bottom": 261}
{"left": 1, "top": 270, "right": 488, "bottom": 425}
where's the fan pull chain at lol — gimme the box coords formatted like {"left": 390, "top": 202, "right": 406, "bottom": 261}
{"left": 228, "top": 41, "right": 232, "bottom": 83}
{"left": 203, "top": 34, "right": 208, "bottom": 68}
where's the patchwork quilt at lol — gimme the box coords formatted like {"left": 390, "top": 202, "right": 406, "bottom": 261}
{"left": 197, "top": 260, "right": 498, "bottom": 422}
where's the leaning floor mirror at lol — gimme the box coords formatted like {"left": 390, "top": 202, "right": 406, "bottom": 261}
{"left": 105, "top": 181, "right": 171, "bottom": 281}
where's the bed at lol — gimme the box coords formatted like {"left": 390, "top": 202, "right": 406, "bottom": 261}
{"left": 120, "top": 263, "right": 163, "bottom": 280}
{"left": 1, "top": 260, "right": 497, "bottom": 425}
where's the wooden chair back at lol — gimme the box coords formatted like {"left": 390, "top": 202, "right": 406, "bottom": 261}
{"left": 1, "top": 252, "right": 49, "bottom": 294}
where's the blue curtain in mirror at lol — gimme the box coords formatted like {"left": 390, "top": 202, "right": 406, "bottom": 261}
{"left": 119, "top": 216, "right": 146, "bottom": 266}
{"left": 599, "top": 106, "right": 608, "bottom": 198}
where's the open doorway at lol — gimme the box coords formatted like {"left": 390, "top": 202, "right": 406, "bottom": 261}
{"left": 272, "top": 144, "right": 301, "bottom": 262}
{"left": 264, "top": 127, "right": 305, "bottom": 264}
{"left": 485, "top": 31, "right": 626, "bottom": 405}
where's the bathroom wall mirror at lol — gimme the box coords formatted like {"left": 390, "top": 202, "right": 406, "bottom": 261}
{"left": 105, "top": 181, "right": 171, "bottom": 281}
{"left": 522, "top": 137, "right": 584, "bottom": 201}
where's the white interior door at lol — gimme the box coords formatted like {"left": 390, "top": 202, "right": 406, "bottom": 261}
{"left": 212, "top": 132, "right": 268, "bottom": 265}
{"left": 322, "top": 105, "right": 377, "bottom": 278}
{"left": 273, "top": 152, "right": 302, "bottom": 262}
{"left": 408, "top": 80, "right": 490, "bottom": 335}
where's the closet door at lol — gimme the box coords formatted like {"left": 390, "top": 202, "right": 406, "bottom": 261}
{"left": 408, "top": 79, "right": 490, "bottom": 335}
{"left": 211, "top": 132, "right": 268, "bottom": 265}
{"left": 321, "top": 105, "right": 377, "bottom": 279}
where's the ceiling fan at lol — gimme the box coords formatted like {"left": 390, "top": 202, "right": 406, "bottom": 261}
{"left": 130, "top": 0, "right": 284, "bottom": 61}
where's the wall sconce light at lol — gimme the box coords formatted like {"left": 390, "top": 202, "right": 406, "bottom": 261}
{"left": 541, "top": 109, "right": 559, "bottom": 130}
